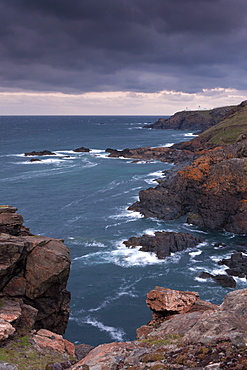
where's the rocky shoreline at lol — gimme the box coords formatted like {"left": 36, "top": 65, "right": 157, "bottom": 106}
{"left": 3, "top": 100, "right": 247, "bottom": 368}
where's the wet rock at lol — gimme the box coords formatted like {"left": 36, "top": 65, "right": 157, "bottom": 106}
{"left": 199, "top": 271, "right": 236, "bottom": 288}
{"left": 30, "top": 158, "right": 42, "bottom": 162}
{"left": 123, "top": 231, "right": 204, "bottom": 259}
{"left": 218, "top": 251, "right": 247, "bottom": 278}
{"left": 73, "top": 147, "right": 90, "bottom": 152}
{"left": 24, "top": 150, "right": 56, "bottom": 156}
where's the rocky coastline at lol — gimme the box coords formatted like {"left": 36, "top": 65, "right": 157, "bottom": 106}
{"left": 3, "top": 100, "right": 247, "bottom": 368}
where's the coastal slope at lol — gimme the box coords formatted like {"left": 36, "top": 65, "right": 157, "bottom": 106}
{"left": 129, "top": 100, "right": 247, "bottom": 234}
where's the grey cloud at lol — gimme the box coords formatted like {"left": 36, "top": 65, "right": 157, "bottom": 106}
{"left": 1, "top": 0, "right": 247, "bottom": 94}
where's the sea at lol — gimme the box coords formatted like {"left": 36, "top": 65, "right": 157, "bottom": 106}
{"left": 0, "top": 115, "right": 246, "bottom": 347}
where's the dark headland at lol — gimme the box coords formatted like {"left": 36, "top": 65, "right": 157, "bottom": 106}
{"left": 2, "top": 100, "right": 247, "bottom": 368}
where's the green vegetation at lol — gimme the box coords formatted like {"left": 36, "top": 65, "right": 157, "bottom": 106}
{"left": 199, "top": 103, "right": 247, "bottom": 145}
{"left": 138, "top": 334, "right": 182, "bottom": 347}
{"left": 0, "top": 335, "right": 72, "bottom": 370}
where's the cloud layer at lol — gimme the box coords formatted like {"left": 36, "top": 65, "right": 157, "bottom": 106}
{"left": 1, "top": 0, "right": 247, "bottom": 96}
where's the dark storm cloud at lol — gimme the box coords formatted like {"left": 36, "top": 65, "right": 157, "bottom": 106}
{"left": 1, "top": 0, "right": 247, "bottom": 93}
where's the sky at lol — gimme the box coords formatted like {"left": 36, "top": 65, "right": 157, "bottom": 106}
{"left": 1, "top": 0, "right": 247, "bottom": 115}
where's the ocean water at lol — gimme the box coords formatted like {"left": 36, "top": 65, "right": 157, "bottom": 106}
{"left": 0, "top": 115, "right": 246, "bottom": 346}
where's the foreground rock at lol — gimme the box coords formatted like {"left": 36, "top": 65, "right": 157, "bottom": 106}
{"left": 145, "top": 104, "right": 234, "bottom": 131}
{"left": 72, "top": 288, "right": 247, "bottom": 369}
{"left": 123, "top": 231, "right": 204, "bottom": 259}
{"left": 0, "top": 206, "right": 71, "bottom": 339}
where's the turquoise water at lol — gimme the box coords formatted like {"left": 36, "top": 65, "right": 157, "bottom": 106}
{"left": 0, "top": 115, "right": 246, "bottom": 346}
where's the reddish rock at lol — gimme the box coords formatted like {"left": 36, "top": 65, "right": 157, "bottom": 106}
{"left": 146, "top": 287, "right": 199, "bottom": 315}
{"left": 33, "top": 329, "right": 75, "bottom": 356}
{"left": 18, "top": 304, "right": 38, "bottom": 329}
{"left": 70, "top": 341, "right": 138, "bottom": 370}
{"left": 3, "top": 276, "right": 26, "bottom": 296}
{"left": 0, "top": 319, "right": 15, "bottom": 341}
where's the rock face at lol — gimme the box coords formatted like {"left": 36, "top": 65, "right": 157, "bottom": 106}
{"left": 73, "top": 288, "right": 247, "bottom": 369}
{"left": 0, "top": 206, "right": 71, "bottom": 341}
{"left": 145, "top": 105, "right": 234, "bottom": 131}
{"left": 129, "top": 144, "right": 247, "bottom": 234}
{"left": 123, "top": 231, "right": 204, "bottom": 259}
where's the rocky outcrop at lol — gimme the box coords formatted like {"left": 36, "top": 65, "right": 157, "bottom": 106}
{"left": 218, "top": 251, "right": 247, "bottom": 278}
{"left": 0, "top": 206, "right": 71, "bottom": 341}
{"left": 106, "top": 146, "right": 194, "bottom": 163}
{"left": 145, "top": 105, "right": 234, "bottom": 131}
{"left": 73, "top": 146, "right": 90, "bottom": 152}
{"left": 24, "top": 150, "right": 56, "bottom": 156}
{"left": 129, "top": 144, "right": 247, "bottom": 234}
{"left": 123, "top": 231, "right": 204, "bottom": 259}
{"left": 72, "top": 288, "right": 247, "bottom": 369}
{"left": 198, "top": 271, "right": 236, "bottom": 288}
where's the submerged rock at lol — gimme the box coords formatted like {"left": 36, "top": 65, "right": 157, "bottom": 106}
{"left": 123, "top": 231, "right": 204, "bottom": 259}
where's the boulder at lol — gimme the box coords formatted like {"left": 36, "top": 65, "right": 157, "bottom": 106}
{"left": 33, "top": 329, "right": 75, "bottom": 356}
{"left": 123, "top": 231, "right": 204, "bottom": 259}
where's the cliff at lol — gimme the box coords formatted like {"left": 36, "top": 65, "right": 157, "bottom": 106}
{"left": 0, "top": 206, "right": 77, "bottom": 369}
{"left": 145, "top": 104, "right": 234, "bottom": 131}
{"left": 127, "top": 100, "right": 247, "bottom": 234}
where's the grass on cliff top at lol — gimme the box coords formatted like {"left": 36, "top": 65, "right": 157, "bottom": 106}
{"left": 0, "top": 335, "right": 72, "bottom": 370}
{"left": 199, "top": 104, "right": 247, "bottom": 145}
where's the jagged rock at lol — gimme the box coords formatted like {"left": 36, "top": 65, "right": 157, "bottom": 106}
{"left": 33, "top": 329, "right": 75, "bottom": 356}
{"left": 24, "top": 150, "right": 56, "bottom": 156}
{"left": 123, "top": 231, "right": 204, "bottom": 259}
{"left": 30, "top": 158, "right": 42, "bottom": 162}
{"left": 73, "top": 147, "right": 90, "bottom": 152}
{"left": 199, "top": 272, "right": 236, "bottom": 288}
{"left": 130, "top": 151, "right": 247, "bottom": 234}
{"left": 0, "top": 207, "right": 71, "bottom": 335}
{"left": 146, "top": 287, "right": 200, "bottom": 315}
{"left": 218, "top": 251, "right": 247, "bottom": 278}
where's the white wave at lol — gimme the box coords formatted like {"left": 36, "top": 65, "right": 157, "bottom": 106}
{"left": 184, "top": 133, "right": 197, "bottom": 137}
{"left": 75, "top": 316, "right": 125, "bottom": 341}
{"left": 164, "top": 143, "right": 174, "bottom": 147}
{"left": 147, "top": 170, "right": 164, "bottom": 177}
{"left": 189, "top": 250, "right": 202, "bottom": 258}
{"left": 110, "top": 245, "right": 162, "bottom": 267}
{"left": 143, "top": 228, "right": 156, "bottom": 236}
